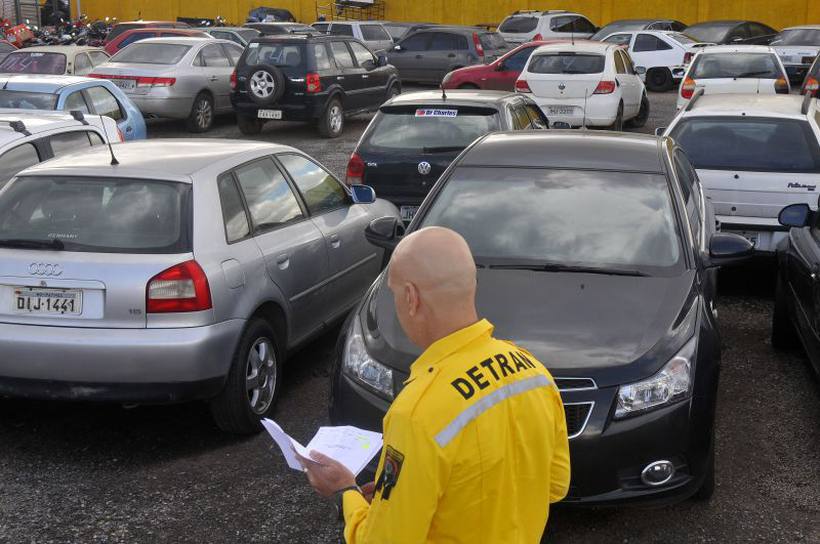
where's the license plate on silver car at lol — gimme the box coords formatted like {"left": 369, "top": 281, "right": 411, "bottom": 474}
{"left": 258, "top": 109, "right": 282, "bottom": 120}
{"left": 400, "top": 206, "right": 418, "bottom": 222}
{"left": 548, "top": 106, "right": 575, "bottom": 116}
{"left": 13, "top": 287, "right": 82, "bottom": 315}
{"left": 112, "top": 78, "right": 136, "bottom": 90}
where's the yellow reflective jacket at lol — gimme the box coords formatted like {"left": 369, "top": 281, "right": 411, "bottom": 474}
{"left": 343, "top": 319, "right": 570, "bottom": 544}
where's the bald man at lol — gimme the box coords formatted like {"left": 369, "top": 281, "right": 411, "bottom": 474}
{"left": 301, "top": 227, "right": 570, "bottom": 543}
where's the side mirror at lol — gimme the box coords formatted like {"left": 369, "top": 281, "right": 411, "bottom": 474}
{"left": 495, "top": 62, "right": 505, "bottom": 71}
{"left": 654, "top": 127, "right": 667, "bottom": 137}
{"left": 393, "top": 44, "right": 402, "bottom": 51}
{"left": 778, "top": 202, "right": 813, "bottom": 228}
{"left": 635, "top": 65, "right": 647, "bottom": 75}
{"left": 350, "top": 184, "right": 376, "bottom": 204}
{"left": 376, "top": 54, "right": 388, "bottom": 67}
{"left": 365, "top": 216, "right": 405, "bottom": 250}
{"left": 731, "top": 36, "right": 744, "bottom": 43}
{"left": 708, "top": 232, "right": 755, "bottom": 267}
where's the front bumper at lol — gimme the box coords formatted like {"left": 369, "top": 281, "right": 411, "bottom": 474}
{"left": 0, "top": 320, "right": 245, "bottom": 402}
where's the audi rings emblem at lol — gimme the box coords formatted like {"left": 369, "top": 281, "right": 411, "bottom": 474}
{"left": 29, "top": 263, "right": 63, "bottom": 277}
{"left": 418, "top": 161, "right": 432, "bottom": 176}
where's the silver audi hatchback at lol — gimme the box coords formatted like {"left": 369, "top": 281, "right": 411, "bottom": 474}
{"left": 0, "top": 139, "right": 399, "bottom": 433}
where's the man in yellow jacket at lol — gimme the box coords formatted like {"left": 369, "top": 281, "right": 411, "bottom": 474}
{"left": 301, "top": 227, "right": 570, "bottom": 543}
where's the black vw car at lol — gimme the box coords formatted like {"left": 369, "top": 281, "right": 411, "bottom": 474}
{"left": 330, "top": 131, "right": 754, "bottom": 505}
{"left": 345, "top": 90, "right": 548, "bottom": 222}
{"left": 772, "top": 199, "right": 820, "bottom": 379}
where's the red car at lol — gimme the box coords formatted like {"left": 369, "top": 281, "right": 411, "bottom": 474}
{"left": 442, "top": 40, "right": 567, "bottom": 91}
{"left": 104, "top": 28, "right": 211, "bottom": 55}
{"left": 104, "top": 20, "right": 190, "bottom": 44}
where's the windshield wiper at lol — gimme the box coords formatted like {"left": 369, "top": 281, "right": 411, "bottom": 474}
{"left": 0, "top": 238, "right": 65, "bottom": 250}
{"left": 488, "top": 262, "right": 649, "bottom": 277}
{"left": 734, "top": 71, "right": 772, "bottom": 78}
{"left": 422, "top": 146, "right": 464, "bottom": 154}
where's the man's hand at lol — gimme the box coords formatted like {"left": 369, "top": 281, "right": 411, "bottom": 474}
{"left": 298, "top": 450, "right": 357, "bottom": 498}
{"left": 361, "top": 481, "right": 376, "bottom": 503}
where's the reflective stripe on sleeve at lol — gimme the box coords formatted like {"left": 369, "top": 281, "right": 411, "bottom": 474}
{"left": 434, "top": 374, "right": 552, "bottom": 448}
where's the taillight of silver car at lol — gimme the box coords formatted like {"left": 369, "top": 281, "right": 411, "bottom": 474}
{"left": 146, "top": 260, "right": 212, "bottom": 313}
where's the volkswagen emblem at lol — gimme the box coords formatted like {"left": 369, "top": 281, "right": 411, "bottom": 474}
{"left": 29, "top": 263, "right": 62, "bottom": 277}
{"left": 418, "top": 161, "right": 432, "bottom": 176}
{"left": 558, "top": 83, "right": 566, "bottom": 91}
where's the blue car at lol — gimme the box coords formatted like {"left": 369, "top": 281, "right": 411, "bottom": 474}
{"left": 0, "top": 74, "right": 147, "bottom": 140}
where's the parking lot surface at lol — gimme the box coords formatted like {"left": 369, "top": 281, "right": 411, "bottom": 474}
{"left": 0, "top": 90, "right": 818, "bottom": 544}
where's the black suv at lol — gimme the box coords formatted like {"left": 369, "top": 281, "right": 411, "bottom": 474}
{"left": 230, "top": 34, "right": 401, "bottom": 137}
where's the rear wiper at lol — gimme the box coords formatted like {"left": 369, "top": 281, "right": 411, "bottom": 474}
{"left": 422, "top": 146, "right": 464, "bottom": 153}
{"left": 734, "top": 71, "right": 772, "bottom": 77}
{"left": 0, "top": 238, "right": 65, "bottom": 250}
{"left": 488, "top": 262, "right": 649, "bottom": 277}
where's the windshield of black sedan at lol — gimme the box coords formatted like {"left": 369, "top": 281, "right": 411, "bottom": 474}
{"left": 364, "top": 107, "right": 499, "bottom": 151}
{"left": 420, "top": 167, "right": 682, "bottom": 274}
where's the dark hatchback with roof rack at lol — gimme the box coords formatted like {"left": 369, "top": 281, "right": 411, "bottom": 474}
{"left": 230, "top": 34, "right": 400, "bottom": 138}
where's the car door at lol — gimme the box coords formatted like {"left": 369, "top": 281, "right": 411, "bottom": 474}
{"left": 61, "top": 89, "right": 91, "bottom": 113}
{"left": 329, "top": 41, "right": 367, "bottom": 111}
{"left": 233, "top": 157, "right": 330, "bottom": 344}
{"left": 784, "top": 221, "right": 820, "bottom": 362}
{"left": 614, "top": 49, "right": 640, "bottom": 116}
{"left": 276, "top": 153, "right": 380, "bottom": 321}
{"left": 632, "top": 33, "right": 673, "bottom": 70}
{"left": 196, "top": 43, "right": 234, "bottom": 112}
{"left": 348, "top": 40, "right": 388, "bottom": 106}
{"left": 84, "top": 85, "right": 127, "bottom": 135}
{"left": 425, "top": 32, "right": 464, "bottom": 83}
{"left": 389, "top": 32, "right": 432, "bottom": 82}
{"left": 485, "top": 45, "right": 535, "bottom": 90}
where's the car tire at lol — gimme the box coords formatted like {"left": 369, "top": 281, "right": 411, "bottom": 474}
{"left": 210, "top": 318, "right": 283, "bottom": 434}
{"left": 384, "top": 82, "right": 401, "bottom": 103}
{"left": 237, "top": 114, "right": 264, "bottom": 135}
{"left": 772, "top": 272, "right": 800, "bottom": 349}
{"left": 186, "top": 92, "right": 214, "bottom": 133}
{"left": 692, "top": 437, "right": 716, "bottom": 501}
{"left": 646, "top": 67, "right": 673, "bottom": 92}
{"left": 609, "top": 102, "right": 624, "bottom": 131}
{"left": 317, "top": 96, "right": 344, "bottom": 138}
{"left": 626, "top": 94, "right": 650, "bottom": 129}
{"left": 246, "top": 64, "right": 286, "bottom": 106}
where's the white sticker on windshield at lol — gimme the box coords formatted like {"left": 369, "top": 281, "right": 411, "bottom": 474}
{"left": 249, "top": 42, "right": 259, "bottom": 48}
{"left": 415, "top": 108, "right": 458, "bottom": 118}
{"left": 30, "top": 53, "right": 45, "bottom": 57}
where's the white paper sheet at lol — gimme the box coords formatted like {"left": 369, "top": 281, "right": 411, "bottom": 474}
{"left": 262, "top": 419, "right": 382, "bottom": 476}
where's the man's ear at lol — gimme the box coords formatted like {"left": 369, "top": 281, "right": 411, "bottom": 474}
{"left": 404, "top": 282, "right": 419, "bottom": 317}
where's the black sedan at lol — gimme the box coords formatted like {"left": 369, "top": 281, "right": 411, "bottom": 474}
{"left": 330, "top": 131, "right": 754, "bottom": 505}
{"left": 684, "top": 20, "right": 777, "bottom": 45}
{"left": 772, "top": 200, "right": 820, "bottom": 378}
{"left": 345, "top": 89, "right": 548, "bottom": 223}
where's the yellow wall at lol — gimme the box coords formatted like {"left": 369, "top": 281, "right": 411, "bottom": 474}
{"left": 78, "top": 0, "right": 820, "bottom": 30}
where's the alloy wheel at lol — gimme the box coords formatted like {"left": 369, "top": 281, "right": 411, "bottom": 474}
{"left": 246, "top": 337, "right": 277, "bottom": 415}
{"left": 250, "top": 70, "right": 275, "bottom": 99}
{"left": 195, "top": 98, "right": 213, "bottom": 130}
{"left": 329, "top": 104, "right": 343, "bottom": 134}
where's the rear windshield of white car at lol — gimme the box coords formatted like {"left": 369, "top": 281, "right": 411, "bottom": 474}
{"left": 0, "top": 52, "right": 66, "bottom": 74}
{"left": 772, "top": 29, "right": 820, "bottom": 46}
{"left": 364, "top": 106, "right": 499, "bottom": 152}
{"left": 670, "top": 117, "right": 820, "bottom": 173}
{"left": 499, "top": 16, "right": 538, "bottom": 34}
{"left": 690, "top": 53, "right": 783, "bottom": 79}
{"left": 0, "top": 90, "right": 57, "bottom": 109}
{"left": 528, "top": 53, "right": 605, "bottom": 74}
{"left": 110, "top": 44, "right": 191, "bottom": 64}
{"left": 0, "top": 177, "right": 192, "bottom": 253}
{"left": 244, "top": 43, "right": 306, "bottom": 67}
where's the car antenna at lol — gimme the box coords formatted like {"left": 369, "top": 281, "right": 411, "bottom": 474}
{"left": 97, "top": 115, "right": 119, "bottom": 166}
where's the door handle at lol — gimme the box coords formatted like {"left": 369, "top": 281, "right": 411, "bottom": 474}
{"left": 329, "top": 234, "right": 341, "bottom": 249}
{"left": 276, "top": 253, "right": 290, "bottom": 269}
{"left": 448, "top": 53, "right": 456, "bottom": 58}
{"left": 362, "top": 74, "right": 369, "bottom": 79}
{"left": 337, "top": 76, "right": 345, "bottom": 80}
{"left": 208, "top": 76, "right": 219, "bottom": 82}
{"left": 415, "top": 55, "right": 423, "bottom": 59}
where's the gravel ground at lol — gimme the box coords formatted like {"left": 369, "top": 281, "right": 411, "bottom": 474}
{"left": 0, "top": 90, "right": 818, "bottom": 544}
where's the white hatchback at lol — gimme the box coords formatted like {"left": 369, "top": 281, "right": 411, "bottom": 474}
{"left": 515, "top": 41, "right": 648, "bottom": 130}
{"left": 498, "top": 10, "right": 597, "bottom": 45}
{"left": 663, "top": 93, "right": 820, "bottom": 253}
{"left": 676, "top": 46, "right": 790, "bottom": 109}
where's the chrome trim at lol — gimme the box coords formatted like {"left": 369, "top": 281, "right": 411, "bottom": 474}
{"left": 555, "top": 376, "right": 598, "bottom": 392}
{"left": 641, "top": 460, "right": 676, "bottom": 487}
{"left": 564, "top": 401, "right": 594, "bottom": 440}
{"left": 290, "top": 253, "right": 378, "bottom": 303}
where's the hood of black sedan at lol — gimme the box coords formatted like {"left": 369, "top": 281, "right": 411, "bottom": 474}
{"left": 363, "top": 269, "right": 698, "bottom": 387}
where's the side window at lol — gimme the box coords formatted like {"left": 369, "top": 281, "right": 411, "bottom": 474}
{"left": 727, "top": 25, "right": 750, "bottom": 42}
{"left": 234, "top": 158, "right": 304, "bottom": 231}
{"left": 550, "top": 16, "right": 591, "bottom": 33}
{"left": 604, "top": 34, "right": 632, "bottom": 47}
{"left": 674, "top": 153, "right": 702, "bottom": 244}
{"left": 0, "top": 143, "right": 40, "bottom": 187}
{"left": 313, "top": 43, "right": 332, "bottom": 70}
{"left": 278, "top": 154, "right": 348, "bottom": 215}
{"left": 86, "top": 86, "right": 124, "bottom": 121}
{"left": 573, "top": 17, "right": 597, "bottom": 34}
{"left": 89, "top": 51, "right": 109, "bottom": 66}
{"left": 430, "top": 32, "right": 460, "bottom": 51}
{"left": 621, "top": 51, "right": 637, "bottom": 74}
{"left": 361, "top": 25, "right": 390, "bottom": 42}
{"left": 88, "top": 132, "right": 104, "bottom": 145}
{"left": 74, "top": 53, "right": 92, "bottom": 75}
{"left": 221, "top": 43, "right": 243, "bottom": 65}
{"left": 510, "top": 103, "right": 532, "bottom": 130}
{"left": 211, "top": 31, "right": 231, "bottom": 41}
{"left": 501, "top": 47, "right": 533, "bottom": 72}
{"left": 197, "top": 44, "right": 231, "bottom": 67}
{"left": 217, "top": 173, "right": 251, "bottom": 242}
{"left": 524, "top": 102, "right": 548, "bottom": 129}
{"left": 64, "top": 91, "right": 90, "bottom": 113}
{"left": 634, "top": 34, "right": 671, "bottom": 52}
{"left": 330, "top": 41, "right": 355, "bottom": 68}
{"left": 349, "top": 41, "right": 375, "bottom": 67}
{"left": 614, "top": 51, "right": 626, "bottom": 74}
{"left": 330, "top": 24, "right": 354, "bottom": 37}
{"left": 399, "top": 33, "right": 430, "bottom": 52}
{"left": 748, "top": 23, "right": 773, "bottom": 38}
{"left": 48, "top": 131, "right": 96, "bottom": 157}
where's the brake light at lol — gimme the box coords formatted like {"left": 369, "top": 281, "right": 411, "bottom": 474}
{"left": 593, "top": 80, "right": 616, "bottom": 94}
{"left": 136, "top": 76, "right": 175, "bottom": 87}
{"left": 515, "top": 78, "right": 531, "bottom": 93}
{"left": 146, "top": 260, "right": 212, "bottom": 314}
{"left": 681, "top": 76, "right": 696, "bottom": 99}
{"left": 230, "top": 70, "right": 237, "bottom": 90}
{"left": 532, "top": 33, "right": 543, "bottom": 41}
{"left": 802, "top": 76, "right": 819, "bottom": 96}
{"left": 116, "top": 127, "right": 124, "bottom": 142}
{"left": 306, "top": 72, "right": 322, "bottom": 93}
{"left": 473, "top": 32, "right": 484, "bottom": 57}
{"left": 346, "top": 152, "right": 365, "bottom": 186}
{"left": 774, "top": 76, "right": 790, "bottom": 94}
{"left": 683, "top": 52, "right": 694, "bottom": 64}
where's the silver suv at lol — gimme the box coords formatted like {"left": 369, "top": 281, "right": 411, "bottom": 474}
{"left": 0, "top": 139, "right": 398, "bottom": 433}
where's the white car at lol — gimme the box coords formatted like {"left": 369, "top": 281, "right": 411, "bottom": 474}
{"left": 498, "top": 10, "right": 597, "bottom": 45}
{"left": 676, "top": 46, "right": 790, "bottom": 109}
{"left": 663, "top": 93, "right": 820, "bottom": 253}
{"left": 599, "top": 30, "right": 708, "bottom": 91}
{"left": 0, "top": 46, "right": 110, "bottom": 77}
{"left": 515, "top": 41, "right": 648, "bottom": 130}
{"left": 0, "top": 110, "right": 120, "bottom": 189}
{"left": 311, "top": 21, "right": 394, "bottom": 53}
{"left": 770, "top": 25, "right": 820, "bottom": 83}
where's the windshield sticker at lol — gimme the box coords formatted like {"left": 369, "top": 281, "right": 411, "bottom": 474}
{"left": 249, "top": 42, "right": 259, "bottom": 48}
{"left": 415, "top": 108, "right": 458, "bottom": 118}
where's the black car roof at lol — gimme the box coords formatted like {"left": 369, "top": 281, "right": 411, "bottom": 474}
{"left": 687, "top": 20, "right": 745, "bottom": 28}
{"left": 384, "top": 89, "right": 523, "bottom": 108}
{"left": 459, "top": 131, "right": 665, "bottom": 173}
{"left": 249, "top": 33, "right": 337, "bottom": 43}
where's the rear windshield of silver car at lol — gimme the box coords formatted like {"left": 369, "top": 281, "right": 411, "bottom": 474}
{"left": 0, "top": 90, "right": 57, "bottom": 109}
{"left": 0, "top": 177, "right": 192, "bottom": 253}
{"left": 772, "top": 29, "right": 820, "bottom": 46}
{"left": 244, "top": 42, "right": 308, "bottom": 68}
{"left": 365, "top": 106, "right": 500, "bottom": 152}
{"left": 690, "top": 53, "right": 782, "bottom": 79}
{"left": 528, "top": 53, "right": 605, "bottom": 74}
{"left": 499, "top": 16, "right": 538, "bottom": 34}
{"left": 0, "top": 52, "right": 66, "bottom": 74}
{"left": 110, "top": 43, "right": 191, "bottom": 64}
{"left": 420, "top": 167, "right": 683, "bottom": 276}
{"left": 670, "top": 117, "right": 820, "bottom": 173}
